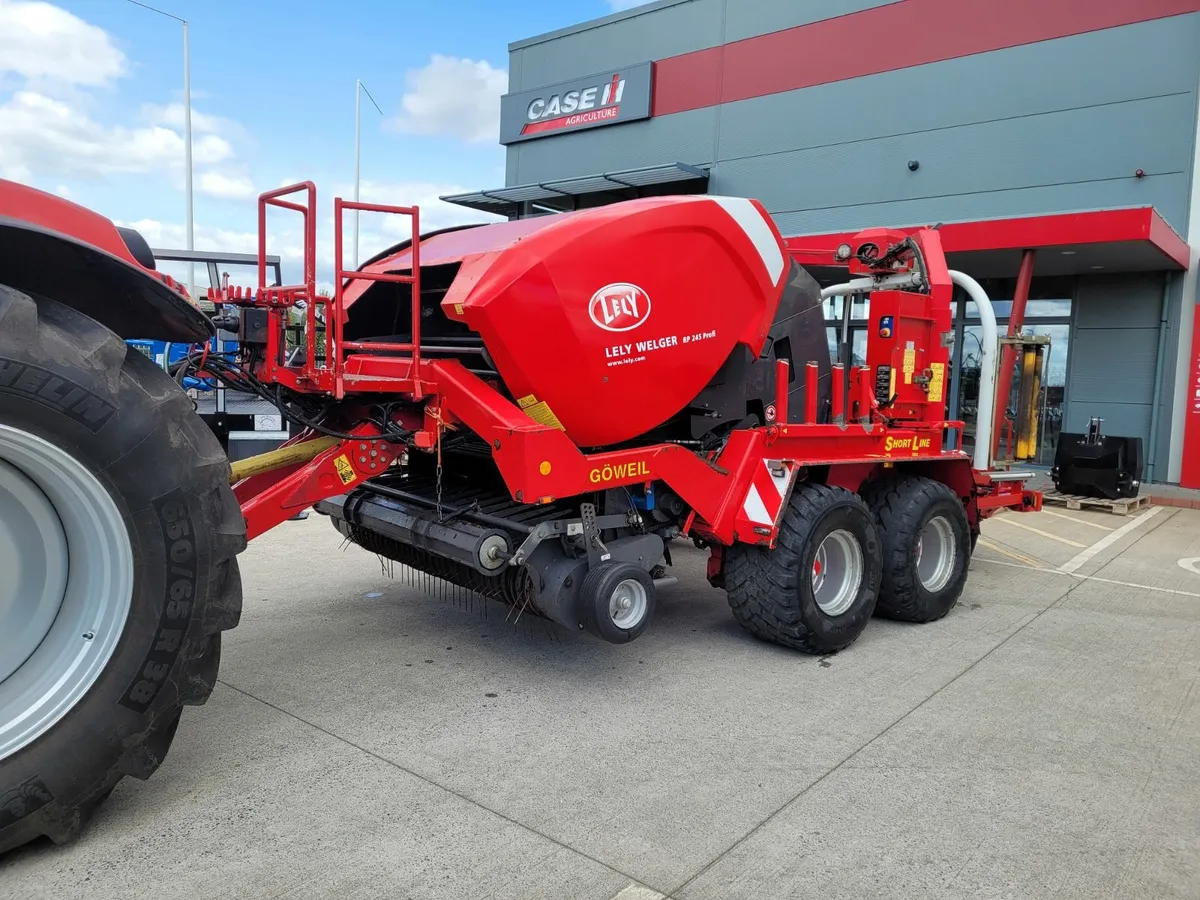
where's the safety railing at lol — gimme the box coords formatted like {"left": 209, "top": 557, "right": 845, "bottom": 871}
{"left": 257, "top": 182, "right": 321, "bottom": 386}
{"left": 332, "top": 198, "right": 422, "bottom": 396}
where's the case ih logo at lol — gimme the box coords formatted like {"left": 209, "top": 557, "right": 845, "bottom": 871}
{"left": 499, "top": 62, "right": 653, "bottom": 145}
{"left": 524, "top": 74, "right": 626, "bottom": 137}
{"left": 589, "top": 283, "right": 651, "bottom": 332}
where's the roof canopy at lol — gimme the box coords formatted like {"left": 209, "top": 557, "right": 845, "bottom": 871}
{"left": 786, "top": 207, "right": 1190, "bottom": 278}
{"left": 441, "top": 162, "right": 710, "bottom": 217}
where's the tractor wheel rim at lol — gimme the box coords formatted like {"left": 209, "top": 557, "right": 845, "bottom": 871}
{"left": 915, "top": 515, "right": 956, "bottom": 593}
{"left": 811, "top": 529, "right": 863, "bottom": 616}
{"left": 0, "top": 424, "right": 133, "bottom": 762}
{"left": 608, "top": 578, "right": 648, "bottom": 630}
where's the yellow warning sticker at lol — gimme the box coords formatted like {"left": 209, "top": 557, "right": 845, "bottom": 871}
{"left": 928, "top": 362, "right": 945, "bottom": 404}
{"left": 333, "top": 454, "right": 357, "bottom": 486}
{"left": 902, "top": 344, "right": 916, "bottom": 385}
{"left": 454, "top": 303, "right": 464, "bottom": 316}
{"left": 516, "top": 394, "right": 566, "bottom": 431}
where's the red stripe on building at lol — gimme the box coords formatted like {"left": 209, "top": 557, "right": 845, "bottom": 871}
{"left": 784, "top": 208, "right": 1191, "bottom": 270}
{"left": 653, "top": 0, "right": 1200, "bottom": 116}
{"left": 1182, "top": 305, "right": 1200, "bottom": 490}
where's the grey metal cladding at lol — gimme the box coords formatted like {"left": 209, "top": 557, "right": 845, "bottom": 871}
{"left": 508, "top": 107, "right": 717, "bottom": 184}
{"left": 1066, "top": 273, "right": 1164, "bottom": 445}
{"left": 764, "top": 175, "right": 1190, "bottom": 240}
{"left": 1068, "top": 329, "right": 1158, "bottom": 405}
{"left": 1062, "top": 401, "right": 1154, "bottom": 441}
{"left": 508, "top": 49, "right": 522, "bottom": 94}
{"left": 722, "top": 0, "right": 902, "bottom": 43}
{"left": 715, "top": 94, "right": 1194, "bottom": 226}
{"left": 1064, "top": 274, "right": 1167, "bottom": 462}
{"left": 716, "top": 15, "right": 1200, "bottom": 162}
{"left": 512, "top": 0, "right": 722, "bottom": 91}
{"left": 1073, "top": 274, "right": 1167, "bottom": 330}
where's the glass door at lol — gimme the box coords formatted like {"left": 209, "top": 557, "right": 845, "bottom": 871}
{"left": 954, "top": 295, "right": 1072, "bottom": 466}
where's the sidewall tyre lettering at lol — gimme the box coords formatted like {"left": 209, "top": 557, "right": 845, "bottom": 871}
{"left": 860, "top": 476, "right": 971, "bottom": 623}
{"left": 725, "top": 483, "right": 882, "bottom": 654}
{"left": 0, "top": 286, "right": 245, "bottom": 854}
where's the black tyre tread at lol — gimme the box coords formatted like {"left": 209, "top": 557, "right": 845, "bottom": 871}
{"left": 0, "top": 286, "right": 245, "bottom": 855}
{"left": 726, "top": 483, "right": 878, "bottom": 653}
{"left": 580, "top": 563, "right": 656, "bottom": 643}
{"left": 859, "top": 476, "right": 969, "bottom": 623}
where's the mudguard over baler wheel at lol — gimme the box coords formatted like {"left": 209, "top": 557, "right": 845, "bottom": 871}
{"left": 725, "top": 483, "right": 882, "bottom": 654}
{"left": 0, "top": 286, "right": 245, "bottom": 855}
{"left": 859, "top": 477, "right": 972, "bottom": 623}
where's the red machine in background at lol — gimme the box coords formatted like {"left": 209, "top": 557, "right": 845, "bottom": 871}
{"left": 0, "top": 178, "right": 1038, "bottom": 854}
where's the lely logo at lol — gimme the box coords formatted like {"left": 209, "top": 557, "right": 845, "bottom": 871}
{"left": 588, "top": 283, "right": 651, "bottom": 332}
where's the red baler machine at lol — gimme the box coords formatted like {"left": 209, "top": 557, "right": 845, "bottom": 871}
{"left": 200, "top": 184, "right": 1038, "bottom": 652}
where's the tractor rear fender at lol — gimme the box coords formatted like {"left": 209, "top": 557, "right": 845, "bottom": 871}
{"left": 0, "top": 179, "right": 213, "bottom": 343}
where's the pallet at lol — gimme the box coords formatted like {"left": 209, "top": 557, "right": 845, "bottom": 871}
{"left": 1041, "top": 490, "right": 1151, "bottom": 516}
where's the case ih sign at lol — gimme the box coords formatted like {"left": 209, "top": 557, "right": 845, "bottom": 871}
{"left": 499, "top": 62, "right": 654, "bottom": 144}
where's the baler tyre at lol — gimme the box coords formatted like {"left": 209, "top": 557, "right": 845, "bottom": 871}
{"left": 860, "top": 476, "right": 971, "bottom": 623}
{"left": 0, "top": 285, "right": 245, "bottom": 855}
{"left": 580, "top": 562, "right": 656, "bottom": 644}
{"left": 725, "top": 483, "right": 882, "bottom": 654}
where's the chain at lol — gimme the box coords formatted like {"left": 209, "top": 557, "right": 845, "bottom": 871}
{"left": 433, "top": 407, "right": 444, "bottom": 522}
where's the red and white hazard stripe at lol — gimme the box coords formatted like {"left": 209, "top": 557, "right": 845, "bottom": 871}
{"left": 739, "top": 459, "right": 797, "bottom": 533}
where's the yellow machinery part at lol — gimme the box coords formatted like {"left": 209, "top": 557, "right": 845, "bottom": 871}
{"left": 1027, "top": 346, "right": 1044, "bottom": 457}
{"left": 228, "top": 435, "right": 340, "bottom": 484}
{"left": 1015, "top": 345, "right": 1039, "bottom": 460}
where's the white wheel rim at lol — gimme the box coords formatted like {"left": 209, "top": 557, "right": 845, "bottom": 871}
{"left": 608, "top": 578, "right": 648, "bottom": 630}
{"left": 811, "top": 529, "right": 864, "bottom": 616}
{"left": 0, "top": 424, "right": 134, "bottom": 761}
{"left": 915, "top": 515, "right": 957, "bottom": 593}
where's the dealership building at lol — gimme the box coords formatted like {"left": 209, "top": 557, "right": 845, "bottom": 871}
{"left": 443, "top": 0, "right": 1200, "bottom": 487}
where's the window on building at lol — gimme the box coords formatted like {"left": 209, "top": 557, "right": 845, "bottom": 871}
{"left": 955, "top": 282, "right": 1073, "bottom": 466}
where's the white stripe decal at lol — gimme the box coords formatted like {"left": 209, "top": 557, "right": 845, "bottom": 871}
{"left": 765, "top": 461, "right": 789, "bottom": 499}
{"left": 708, "top": 196, "right": 786, "bottom": 284}
{"left": 743, "top": 483, "right": 772, "bottom": 525}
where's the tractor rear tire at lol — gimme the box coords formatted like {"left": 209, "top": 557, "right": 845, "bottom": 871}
{"left": 0, "top": 286, "right": 245, "bottom": 855}
{"left": 726, "top": 483, "right": 881, "bottom": 654}
{"left": 859, "top": 476, "right": 971, "bottom": 623}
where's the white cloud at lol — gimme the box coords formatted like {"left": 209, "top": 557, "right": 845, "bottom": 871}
{"left": 390, "top": 54, "right": 507, "bottom": 144}
{"left": 0, "top": 4, "right": 253, "bottom": 200}
{"left": 0, "top": 0, "right": 126, "bottom": 87}
{"left": 141, "top": 102, "right": 240, "bottom": 136}
{"left": 199, "top": 171, "right": 256, "bottom": 200}
{"left": 351, "top": 178, "right": 501, "bottom": 234}
{"left": 117, "top": 218, "right": 260, "bottom": 256}
{"left": 0, "top": 90, "right": 235, "bottom": 183}
{"left": 118, "top": 180, "right": 504, "bottom": 287}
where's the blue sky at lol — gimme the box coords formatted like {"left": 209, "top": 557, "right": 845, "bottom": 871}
{"left": 0, "top": 0, "right": 641, "bottom": 284}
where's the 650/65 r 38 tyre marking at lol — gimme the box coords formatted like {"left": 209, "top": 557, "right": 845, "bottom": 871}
{"left": 0, "top": 284, "right": 245, "bottom": 855}
{"left": 726, "top": 483, "right": 882, "bottom": 655}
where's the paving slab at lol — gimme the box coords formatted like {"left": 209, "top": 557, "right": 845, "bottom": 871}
{"left": 679, "top": 594, "right": 1200, "bottom": 900}
{"left": 170, "top": 515, "right": 1068, "bottom": 890}
{"left": 5, "top": 502, "right": 1196, "bottom": 898}
{"left": 0, "top": 684, "right": 633, "bottom": 900}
